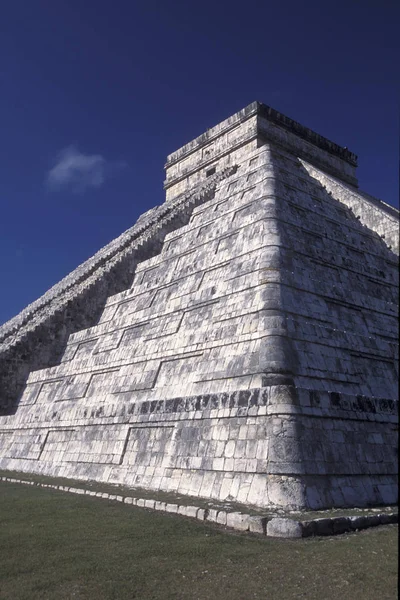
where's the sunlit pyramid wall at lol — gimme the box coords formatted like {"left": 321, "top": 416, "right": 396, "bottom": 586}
{"left": 0, "top": 102, "right": 398, "bottom": 510}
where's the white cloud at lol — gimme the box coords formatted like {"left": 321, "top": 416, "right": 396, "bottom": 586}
{"left": 46, "top": 146, "right": 125, "bottom": 193}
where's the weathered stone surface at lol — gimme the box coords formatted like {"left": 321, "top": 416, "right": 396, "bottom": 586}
{"left": 196, "top": 508, "right": 207, "bottom": 521}
{"left": 313, "top": 518, "right": 334, "bottom": 536}
{"left": 248, "top": 516, "right": 267, "bottom": 534}
{"left": 365, "top": 515, "right": 382, "bottom": 528}
{"left": 381, "top": 513, "right": 398, "bottom": 525}
{"left": 0, "top": 102, "right": 398, "bottom": 512}
{"left": 267, "top": 518, "right": 302, "bottom": 538}
{"left": 300, "top": 520, "right": 316, "bottom": 537}
{"left": 226, "top": 512, "right": 250, "bottom": 531}
{"left": 348, "top": 515, "right": 368, "bottom": 530}
{"left": 332, "top": 517, "right": 351, "bottom": 535}
{"left": 3, "top": 474, "right": 397, "bottom": 538}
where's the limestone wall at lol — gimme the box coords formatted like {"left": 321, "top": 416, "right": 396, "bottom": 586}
{"left": 0, "top": 385, "right": 396, "bottom": 509}
{"left": 0, "top": 138, "right": 397, "bottom": 510}
{"left": 300, "top": 161, "right": 400, "bottom": 253}
{"left": 0, "top": 167, "right": 236, "bottom": 407}
{"left": 164, "top": 101, "right": 359, "bottom": 200}
{"left": 269, "top": 148, "right": 398, "bottom": 399}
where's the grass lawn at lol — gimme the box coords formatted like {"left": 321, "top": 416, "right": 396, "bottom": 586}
{"left": 0, "top": 482, "right": 397, "bottom": 600}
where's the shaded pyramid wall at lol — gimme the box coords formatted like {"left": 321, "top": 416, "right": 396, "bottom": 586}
{"left": 0, "top": 103, "right": 398, "bottom": 509}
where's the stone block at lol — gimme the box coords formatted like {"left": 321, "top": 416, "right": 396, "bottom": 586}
{"left": 348, "top": 515, "right": 369, "bottom": 531}
{"left": 366, "top": 515, "right": 382, "bottom": 528}
{"left": 226, "top": 512, "right": 250, "bottom": 531}
{"left": 196, "top": 508, "right": 207, "bottom": 520}
{"left": 312, "top": 518, "right": 334, "bottom": 536}
{"left": 267, "top": 518, "right": 303, "bottom": 538}
{"left": 332, "top": 517, "right": 351, "bottom": 535}
{"left": 300, "top": 520, "right": 316, "bottom": 537}
{"left": 378, "top": 513, "right": 393, "bottom": 525}
{"left": 267, "top": 476, "right": 306, "bottom": 508}
{"left": 206, "top": 509, "right": 219, "bottom": 523}
{"left": 384, "top": 513, "right": 398, "bottom": 524}
{"left": 184, "top": 505, "right": 199, "bottom": 519}
{"left": 216, "top": 511, "right": 227, "bottom": 525}
{"left": 248, "top": 516, "right": 267, "bottom": 534}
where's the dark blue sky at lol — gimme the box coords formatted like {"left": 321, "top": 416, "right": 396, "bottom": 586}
{"left": 1, "top": 0, "right": 399, "bottom": 325}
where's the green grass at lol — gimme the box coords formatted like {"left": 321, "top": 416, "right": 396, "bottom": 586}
{"left": 1, "top": 469, "right": 396, "bottom": 520}
{"left": 0, "top": 482, "right": 398, "bottom": 600}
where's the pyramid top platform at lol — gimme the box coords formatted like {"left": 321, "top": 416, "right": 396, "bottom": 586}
{"left": 164, "top": 102, "right": 359, "bottom": 194}
{"left": 166, "top": 102, "right": 358, "bottom": 166}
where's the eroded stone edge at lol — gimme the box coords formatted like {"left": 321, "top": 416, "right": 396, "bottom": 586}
{"left": 1, "top": 476, "right": 397, "bottom": 538}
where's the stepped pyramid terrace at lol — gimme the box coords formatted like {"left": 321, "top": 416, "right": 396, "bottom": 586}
{"left": 0, "top": 102, "right": 398, "bottom": 510}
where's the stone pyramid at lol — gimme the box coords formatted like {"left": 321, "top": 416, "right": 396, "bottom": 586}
{"left": 0, "top": 102, "right": 398, "bottom": 510}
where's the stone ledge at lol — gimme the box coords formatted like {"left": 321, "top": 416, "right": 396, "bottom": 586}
{"left": 0, "top": 165, "right": 238, "bottom": 407}
{"left": 0, "top": 165, "right": 237, "bottom": 350}
{"left": 165, "top": 102, "right": 357, "bottom": 167}
{"left": 1, "top": 476, "right": 397, "bottom": 539}
{"left": 9, "top": 386, "right": 395, "bottom": 426}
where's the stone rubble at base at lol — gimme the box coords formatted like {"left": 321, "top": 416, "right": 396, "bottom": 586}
{"left": 0, "top": 102, "right": 398, "bottom": 512}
